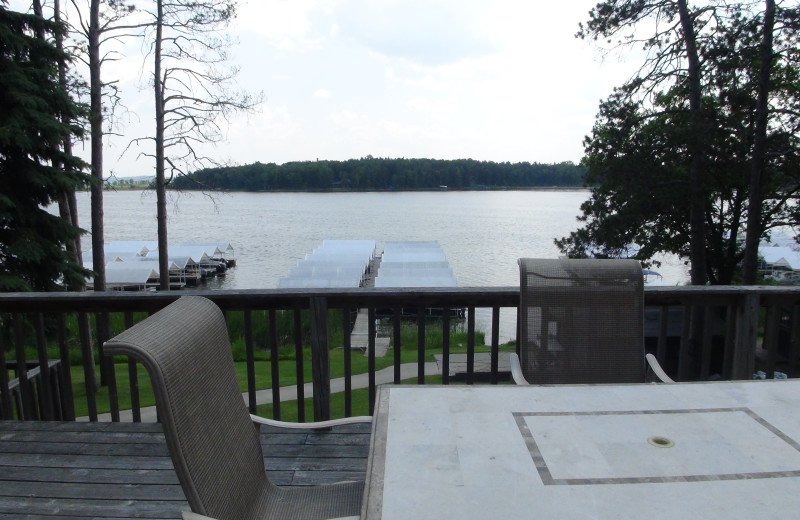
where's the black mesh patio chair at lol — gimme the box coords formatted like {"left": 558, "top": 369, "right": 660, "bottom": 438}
{"left": 510, "top": 258, "right": 671, "bottom": 385}
{"left": 104, "top": 296, "right": 370, "bottom": 520}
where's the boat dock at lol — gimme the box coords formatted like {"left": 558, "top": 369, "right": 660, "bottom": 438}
{"left": 85, "top": 241, "right": 236, "bottom": 291}
{"left": 279, "top": 240, "right": 461, "bottom": 353}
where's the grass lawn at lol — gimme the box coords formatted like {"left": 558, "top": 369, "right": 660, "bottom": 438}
{"left": 255, "top": 374, "right": 446, "bottom": 420}
{"left": 68, "top": 344, "right": 514, "bottom": 418}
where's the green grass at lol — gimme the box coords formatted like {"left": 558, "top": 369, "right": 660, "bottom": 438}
{"left": 69, "top": 343, "right": 514, "bottom": 418}
{"left": 255, "top": 374, "right": 446, "bottom": 421}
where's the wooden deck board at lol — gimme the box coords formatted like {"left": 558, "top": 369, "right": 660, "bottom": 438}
{"left": 0, "top": 420, "right": 370, "bottom": 518}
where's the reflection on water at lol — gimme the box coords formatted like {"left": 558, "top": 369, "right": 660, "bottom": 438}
{"left": 76, "top": 190, "right": 689, "bottom": 342}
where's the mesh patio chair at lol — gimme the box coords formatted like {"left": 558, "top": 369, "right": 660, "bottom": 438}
{"left": 510, "top": 258, "right": 671, "bottom": 385}
{"left": 104, "top": 296, "right": 370, "bottom": 520}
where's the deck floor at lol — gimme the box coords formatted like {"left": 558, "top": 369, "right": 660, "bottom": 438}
{"left": 0, "top": 420, "right": 371, "bottom": 519}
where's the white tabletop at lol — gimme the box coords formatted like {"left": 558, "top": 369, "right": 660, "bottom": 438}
{"left": 362, "top": 381, "right": 800, "bottom": 520}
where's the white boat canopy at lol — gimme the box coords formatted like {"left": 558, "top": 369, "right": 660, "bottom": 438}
{"left": 278, "top": 240, "right": 376, "bottom": 289}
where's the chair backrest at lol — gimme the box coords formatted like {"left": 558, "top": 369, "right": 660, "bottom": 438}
{"left": 518, "top": 258, "right": 645, "bottom": 384}
{"left": 104, "top": 296, "right": 269, "bottom": 519}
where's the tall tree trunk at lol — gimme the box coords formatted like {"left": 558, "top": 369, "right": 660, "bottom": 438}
{"left": 32, "top": 0, "right": 85, "bottom": 291}
{"left": 155, "top": 0, "right": 170, "bottom": 291}
{"left": 54, "top": 0, "right": 85, "bottom": 290}
{"left": 742, "top": 0, "right": 776, "bottom": 285}
{"left": 89, "top": 0, "right": 105, "bottom": 291}
{"left": 678, "top": 0, "right": 708, "bottom": 286}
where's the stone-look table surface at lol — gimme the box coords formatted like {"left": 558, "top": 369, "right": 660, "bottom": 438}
{"left": 363, "top": 381, "right": 800, "bottom": 520}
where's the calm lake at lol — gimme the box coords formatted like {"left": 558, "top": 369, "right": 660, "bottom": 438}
{"left": 74, "top": 190, "right": 688, "bottom": 341}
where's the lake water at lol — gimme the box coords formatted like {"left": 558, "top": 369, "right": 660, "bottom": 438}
{"left": 73, "top": 190, "right": 689, "bottom": 341}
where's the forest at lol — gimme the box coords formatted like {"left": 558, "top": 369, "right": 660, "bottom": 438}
{"left": 169, "top": 157, "right": 586, "bottom": 191}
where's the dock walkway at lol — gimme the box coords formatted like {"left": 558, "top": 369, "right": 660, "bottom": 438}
{"left": 350, "top": 253, "right": 390, "bottom": 355}
{"left": 349, "top": 308, "right": 390, "bottom": 355}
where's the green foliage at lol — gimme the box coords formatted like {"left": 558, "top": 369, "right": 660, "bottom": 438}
{"left": 225, "top": 309, "right": 347, "bottom": 362}
{"left": 559, "top": 1, "right": 800, "bottom": 285}
{"left": 395, "top": 319, "right": 486, "bottom": 351}
{"left": 170, "top": 157, "right": 586, "bottom": 192}
{"left": 0, "top": 4, "right": 90, "bottom": 292}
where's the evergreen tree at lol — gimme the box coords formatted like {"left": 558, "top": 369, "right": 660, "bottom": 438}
{"left": 0, "top": 1, "right": 91, "bottom": 291}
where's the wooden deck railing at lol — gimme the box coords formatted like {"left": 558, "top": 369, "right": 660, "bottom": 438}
{"left": 1, "top": 286, "right": 799, "bottom": 423}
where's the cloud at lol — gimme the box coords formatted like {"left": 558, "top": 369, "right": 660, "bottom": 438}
{"left": 334, "top": 0, "right": 498, "bottom": 66}
{"left": 8, "top": 0, "right": 646, "bottom": 176}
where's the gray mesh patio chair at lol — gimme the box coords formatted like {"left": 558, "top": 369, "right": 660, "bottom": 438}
{"left": 104, "top": 296, "right": 370, "bottom": 520}
{"left": 510, "top": 258, "right": 672, "bottom": 385}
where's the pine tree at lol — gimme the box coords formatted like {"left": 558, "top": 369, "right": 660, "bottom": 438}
{"left": 0, "top": 2, "right": 91, "bottom": 291}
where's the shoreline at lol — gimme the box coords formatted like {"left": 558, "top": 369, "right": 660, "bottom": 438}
{"left": 101, "top": 185, "right": 588, "bottom": 193}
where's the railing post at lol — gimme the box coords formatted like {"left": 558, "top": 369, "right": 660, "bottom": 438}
{"left": 0, "top": 322, "right": 12, "bottom": 419}
{"left": 732, "top": 292, "right": 759, "bottom": 380}
{"left": 309, "top": 296, "right": 331, "bottom": 421}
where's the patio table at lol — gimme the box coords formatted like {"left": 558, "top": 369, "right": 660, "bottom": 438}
{"left": 362, "top": 381, "right": 800, "bottom": 519}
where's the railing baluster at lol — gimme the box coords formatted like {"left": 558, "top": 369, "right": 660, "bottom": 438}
{"left": 763, "top": 305, "right": 780, "bottom": 378}
{"left": 269, "top": 309, "right": 280, "bottom": 420}
{"left": 309, "top": 297, "right": 330, "bottom": 421}
{"left": 368, "top": 307, "right": 376, "bottom": 413}
{"left": 244, "top": 310, "right": 256, "bottom": 414}
{"left": 123, "top": 312, "right": 140, "bottom": 423}
{"left": 789, "top": 305, "right": 800, "bottom": 378}
{"left": 733, "top": 293, "right": 759, "bottom": 380}
{"left": 293, "top": 308, "right": 305, "bottom": 422}
{"left": 57, "top": 314, "right": 76, "bottom": 420}
{"left": 656, "top": 306, "right": 669, "bottom": 369}
{"left": 0, "top": 321, "right": 12, "bottom": 419}
{"left": 490, "top": 307, "right": 499, "bottom": 384}
{"left": 342, "top": 307, "right": 352, "bottom": 418}
{"left": 392, "top": 308, "right": 401, "bottom": 384}
{"left": 700, "top": 307, "right": 713, "bottom": 380}
{"left": 34, "top": 313, "right": 53, "bottom": 420}
{"left": 49, "top": 361, "right": 64, "bottom": 420}
{"left": 442, "top": 311, "right": 450, "bottom": 385}
{"left": 722, "top": 304, "right": 737, "bottom": 380}
{"left": 78, "top": 312, "right": 97, "bottom": 421}
{"left": 96, "top": 312, "right": 119, "bottom": 422}
{"left": 677, "top": 305, "right": 692, "bottom": 381}
{"left": 13, "top": 314, "right": 33, "bottom": 420}
{"left": 417, "top": 308, "right": 425, "bottom": 384}
{"left": 466, "top": 307, "right": 475, "bottom": 385}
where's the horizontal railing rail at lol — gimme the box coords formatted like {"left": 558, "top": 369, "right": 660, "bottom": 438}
{"left": 1, "top": 286, "right": 799, "bottom": 423}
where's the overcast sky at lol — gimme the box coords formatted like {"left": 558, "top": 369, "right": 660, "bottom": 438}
{"left": 17, "top": 0, "right": 644, "bottom": 177}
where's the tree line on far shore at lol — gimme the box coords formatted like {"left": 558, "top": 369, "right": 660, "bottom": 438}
{"left": 168, "top": 157, "right": 586, "bottom": 191}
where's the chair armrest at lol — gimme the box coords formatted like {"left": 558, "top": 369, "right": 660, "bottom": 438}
{"left": 250, "top": 414, "right": 372, "bottom": 430}
{"left": 645, "top": 353, "right": 674, "bottom": 383}
{"left": 509, "top": 353, "right": 531, "bottom": 386}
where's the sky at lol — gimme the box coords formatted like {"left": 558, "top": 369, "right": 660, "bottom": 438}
{"left": 15, "top": 0, "right": 644, "bottom": 178}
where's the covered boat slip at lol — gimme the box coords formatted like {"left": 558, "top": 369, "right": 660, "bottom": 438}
{"left": 375, "top": 241, "right": 458, "bottom": 288}
{"left": 279, "top": 240, "right": 377, "bottom": 289}
{"left": 83, "top": 241, "right": 235, "bottom": 290}
{"left": 278, "top": 240, "right": 459, "bottom": 290}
